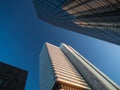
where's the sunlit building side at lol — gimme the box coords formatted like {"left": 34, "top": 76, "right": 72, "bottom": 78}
{"left": 39, "top": 42, "right": 120, "bottom": 90}
{"left": 40, "top": 43, "right": 91, "bottom": 90}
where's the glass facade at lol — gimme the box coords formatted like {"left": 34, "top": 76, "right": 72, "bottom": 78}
{"left": 33, "top": 0, "right": 120, "bottom": 45}
{"left": 63, "top": 0, "right": 120, "bottom": 30}
{"left": 0, "top": 62, "right": 28, "bottom": 90}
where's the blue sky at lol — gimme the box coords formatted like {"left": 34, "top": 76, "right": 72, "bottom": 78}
{"left": 0, "top": 0, "right": 120, "bottom": 90}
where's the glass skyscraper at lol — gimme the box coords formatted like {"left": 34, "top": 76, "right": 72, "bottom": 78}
{"left": 39, "top": 42, "right": 120, "bottom": 90}
{"left": 33, "top": 0, "right": 120, "bottom": 45}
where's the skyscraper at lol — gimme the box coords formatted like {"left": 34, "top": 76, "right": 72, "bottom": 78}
{"left": 40, "top": 42, "right": 120, "bottom": 90}
{"left": 0, "top": 62, "right": 28, "bottom": 90}
{"left": 33, "top": 0, "right": 120, "bottom": 45}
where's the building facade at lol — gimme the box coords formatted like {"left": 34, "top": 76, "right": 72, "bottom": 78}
{"left": 0, "top": 62, "right": 28, "bottom": 90}
{"left": 39, "top": 42, "right": 120, "bottom": 90}
{"left": 33, "top": 0, "right": 120, "bottom": 45}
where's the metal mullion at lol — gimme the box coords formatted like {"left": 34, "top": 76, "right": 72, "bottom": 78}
{"left": 81, "top": 1, "right": 117, "bottom": 27}
{"left": 67, "top": 0, "right": 92, "bottom": 11}
{"left": 49, "top": 0, "right": 67, "bottom": 14}
{"left": 48, "top": 0, "right": 68, "bottom": 17}
{"left": 71, "top": 0, "right": 116, "bottom": 16}
{"left": 36, "top": 0, "right": 60, "bottom": 16}
{"left": 51, "top": 0, "right": 92, "bottom": 18}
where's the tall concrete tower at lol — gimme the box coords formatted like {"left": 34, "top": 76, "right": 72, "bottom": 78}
{"left": 39, "top": 42, "right": 120, "bottom": 90}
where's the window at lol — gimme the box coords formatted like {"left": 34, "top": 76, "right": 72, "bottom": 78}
{"left": 0, "top": 78, "right": 8, "bottom": 89}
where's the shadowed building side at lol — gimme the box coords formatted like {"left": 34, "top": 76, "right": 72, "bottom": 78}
{"left": 0, "top": 62, "right": 28, "bottom": 90}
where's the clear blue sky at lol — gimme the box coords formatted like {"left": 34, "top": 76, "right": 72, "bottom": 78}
{"left": 0, "top": 0, "right": 120, "bottom": 90}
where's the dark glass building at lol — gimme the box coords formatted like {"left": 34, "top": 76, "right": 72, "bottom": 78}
{"left": 39, "top": 42, "right": 120, "bottom": 90}
{"left": 33, "top": 0, "right": 120, "bottom": 45}
{"left": 0, "top": 62, "right": 28, "bottom": 90}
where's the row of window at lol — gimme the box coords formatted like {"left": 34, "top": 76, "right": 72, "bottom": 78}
{"left": 57, "top": 77, "right": 91, "bottom": 89}
{"left": 63, "top": 0, "right": 120, "bottom": 17}
{"left": 59, "top": 82, "right": 89, "bottom": 90}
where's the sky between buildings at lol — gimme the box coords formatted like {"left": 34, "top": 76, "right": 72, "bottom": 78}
{"left": 0, "top": 0, "right": 120, "bottom": 90}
